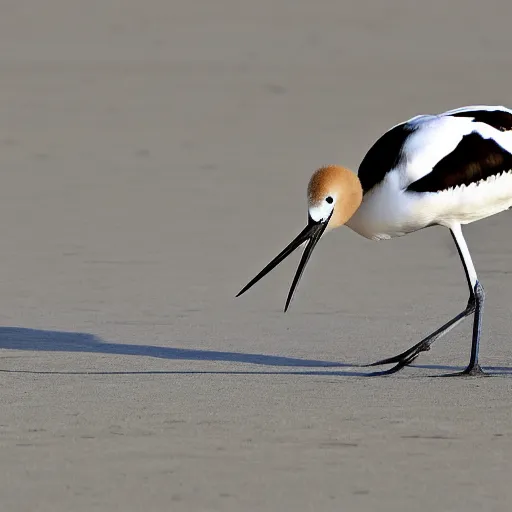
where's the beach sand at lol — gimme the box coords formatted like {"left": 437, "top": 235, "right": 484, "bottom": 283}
{"left": 1, "top": 1, "right": 512, "bottom": 510}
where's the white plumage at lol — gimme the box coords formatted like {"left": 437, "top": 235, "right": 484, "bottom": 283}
{"left": 348, "top": 105, "right": 512, "bottom": 240}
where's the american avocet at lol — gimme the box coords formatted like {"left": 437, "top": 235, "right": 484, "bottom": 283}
{"left": 237, "top": 105, "right": 512, "bottom": 376}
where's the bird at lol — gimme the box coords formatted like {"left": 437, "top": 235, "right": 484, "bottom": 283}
{"left": 236, "top": 104, "right": 512, "bottom": 376}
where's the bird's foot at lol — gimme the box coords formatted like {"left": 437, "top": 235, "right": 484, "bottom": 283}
{"left": 442, "top": 363, "right": 487, "bottom": 378}
{"left": 365, "top": 358, "right": 411, "bottom": 376}
{"left": 463, "top": 362, "right": 485, "bottom": 376}
{"left": 365, "top": 338, "right": 432, "bottom": 373}
{"left": 456, "top": 363, "right": 486, "bottom": 377}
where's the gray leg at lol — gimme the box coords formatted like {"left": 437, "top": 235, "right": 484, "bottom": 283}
{"left": 368, "top": 224, "right": 485, "bottom": 375}
{"left": 462, "top": 281, "right": 485, "bottom": 375}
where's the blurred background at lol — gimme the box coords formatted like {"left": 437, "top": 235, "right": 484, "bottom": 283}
{"left": 1, "top": 1, "right": 512, "bottom": 511}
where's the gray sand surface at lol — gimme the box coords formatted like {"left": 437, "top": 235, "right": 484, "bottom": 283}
{"left": 1, "top": 1, "right": 512, "bottom": 511}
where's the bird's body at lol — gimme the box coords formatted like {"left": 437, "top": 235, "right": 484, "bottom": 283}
{"left": 347, "top": 105, "right": 512, "bottom": 240}
{"left": 237, "top": 105, "right": 512, "bottom": 376}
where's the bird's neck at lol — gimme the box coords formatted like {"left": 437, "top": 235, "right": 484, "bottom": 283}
{"left": 330, "top": 169, "right": 363, "bottom": 229}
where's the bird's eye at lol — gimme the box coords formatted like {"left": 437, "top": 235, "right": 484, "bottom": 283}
{"left": 326, "top": 196, "right": 333, "bottom": 204}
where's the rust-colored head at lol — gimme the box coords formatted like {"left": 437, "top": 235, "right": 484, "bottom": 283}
{"left": 307, "top": 165, "right": 363, "bottom": 231}
{"left": 236, "top": 164, "right": 363, "bottom": 312}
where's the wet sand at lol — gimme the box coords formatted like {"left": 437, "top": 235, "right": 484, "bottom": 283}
{"left": 1, "top": 1, "right": 512, "bottom": 510}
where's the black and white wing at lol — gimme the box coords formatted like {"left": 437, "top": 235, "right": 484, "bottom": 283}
{"left": 442, "top": 105, "right": 512, "bottom": 132}
{"left": 357, "top": 121, "right": 416, "bottom": 195}
{"left": 358, "top": 105, "right": 512, "bottom": 195}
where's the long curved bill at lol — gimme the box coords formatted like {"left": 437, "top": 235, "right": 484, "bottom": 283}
{"left": 236, "top": 210, "right": 333, "bottom": 312}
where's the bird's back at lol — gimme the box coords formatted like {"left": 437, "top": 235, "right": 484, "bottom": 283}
{"left": 347, "top": 106, "right": 512, "bottom": 240}
{"left": 358, "top": 105, "right": 512, "bottom": 195}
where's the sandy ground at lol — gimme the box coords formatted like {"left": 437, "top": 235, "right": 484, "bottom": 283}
{"left": 1, "top": 1, "right": 512, "bottom": 510}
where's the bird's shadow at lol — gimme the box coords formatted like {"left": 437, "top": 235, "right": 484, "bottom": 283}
{"left": 0, "top": 326, "right": 510, "bottom": 377}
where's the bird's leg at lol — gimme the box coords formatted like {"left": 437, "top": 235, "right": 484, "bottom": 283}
{"left": 461, "top": 280, "right": 485, "bottom": 375}
{"left": 367, "top": 225, "right": 485, "bottom": 375}
{"left": 366, "top": 300, "right": 475, "bottom": 371}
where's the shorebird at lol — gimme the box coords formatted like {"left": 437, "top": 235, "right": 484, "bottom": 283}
{"left": 237, "top": 105, "right": 512, "bottom": 376}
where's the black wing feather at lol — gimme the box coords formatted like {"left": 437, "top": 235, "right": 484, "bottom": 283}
{"left": 407, "top": 132, "right": 512, "bottom": 193}
{"left": 451, "top": 109, "right": 512, "bottom": 132}
{"left": 357, "top": 123, "right": 416, "bottom": 195}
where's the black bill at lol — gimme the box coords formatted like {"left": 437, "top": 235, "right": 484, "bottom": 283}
{"left": 236, "top": 210, "right": 333, "bottom": 312}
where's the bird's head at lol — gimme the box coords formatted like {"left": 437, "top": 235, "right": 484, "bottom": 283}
{"left": 307, "top": 165, "right": 363, "bottom": 231}
{"left": 237, "top": 165, "right": 362, "bottom": 311}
